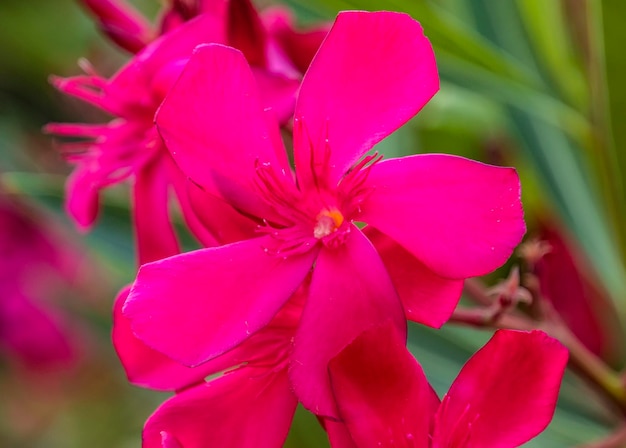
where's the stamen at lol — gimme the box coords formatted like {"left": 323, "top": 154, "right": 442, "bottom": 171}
{"left": 51, "top": 75, "right": 108, "bottom": 108}
{"left": 254, "top": 159, "right": 309, "bottom": 224}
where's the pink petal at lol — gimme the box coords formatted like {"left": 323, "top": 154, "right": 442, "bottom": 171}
{"left": 322, "top": 419, "right": 358, "bottom": 448}
{"left": 133, "top": 156, "right": 180, "bottom": 265}
{"left": 80, "top": 0, "right": 153, "bottom": 53}
{"left": 252, "top": 68, "right": 299, "bottom": 125}
{"left": 0, "top": 289, "right": 76, "bottom": 371}
{"left": 143, "top": 367, "right": 297, "bottom": 448}
{"left": 294, "top": 11, "right": 438, "bottom": 188}
{"left": 113, "top": 287, "right": 212, "bottom": 391}
{"left": 329, "top": 321, "right": 439, "bottom": 448}
{"left": 158, "top": 0, "right": 227, "bottom": 34}
{"left": 432, "top": 330, "right": 568, "bottom": 447}
{"left": 290, "top": 225, "right": 406, "bottom": 418}
{"left": 227, "top": 0, "right": 267, "bottom": 68}
{"left": 365, "top": 226, "right": 464, "bottom": 328}
{"left": 116, "top": 283, "right": 303, "bottom": 391}
{"left": 109, "top": 13, "right": 226, "bottom": 104}
{"left": 358, "top": 154, "right": 526, "bottom": 279}
{"left": 166, "top": 156, "right": 221, "bottom": 248}
{"left": 537, "top": 222, "right": 611, "bottom": 358}
{"left": 155, "top": 43, "right": 287, "bottom": 221}
{"left": 123, "top": 236, "right": 317, "bottom": 366}
{"left": 160, "top": 432, "right": 183, "bottom": 448}
{"left": 182, "top": 180, "right": 258, "bottom": 246}
{"left": 65, "top": 167, "right": 100, "bottom": 230}
{"left": 263, "top": 7, "right": 330, "bottom": 75}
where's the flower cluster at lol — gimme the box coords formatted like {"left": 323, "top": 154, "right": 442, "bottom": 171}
{"left": 49, "top": 1, "right": 568, "bottom": 446}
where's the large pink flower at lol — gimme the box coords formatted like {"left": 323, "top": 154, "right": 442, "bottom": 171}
{"left": 124, "top": 11, "right": 525, "bottom": 418}
{"left": 329, "top": 325, "right": 568, "bottom": 447}
{"left": 47, "top": 1, "right": 325, "bottom": 264}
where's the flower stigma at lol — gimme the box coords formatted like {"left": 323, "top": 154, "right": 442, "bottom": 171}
{"left": 313, "top": 208, "right": 344, "bottom": 239}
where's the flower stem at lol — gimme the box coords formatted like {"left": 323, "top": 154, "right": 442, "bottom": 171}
{"left": 456, "top": 279, "right": 626, "bottom": 416}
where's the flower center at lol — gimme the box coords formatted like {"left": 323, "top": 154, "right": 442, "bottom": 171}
{"left": 313, "top": 208, "right": 344, "bottom": 239}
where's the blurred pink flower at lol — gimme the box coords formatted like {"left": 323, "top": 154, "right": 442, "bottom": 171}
{"left": 124, "top": 11, "right": 525, "bottom": 419}
{"left": 0, "top": 198, "right": 84, "bottom": 372}
{"left": 47, "top": 0, "right": 324, "bottom": 264}
{"left": 329, "top": 324, "right": 568, "bottom": 448}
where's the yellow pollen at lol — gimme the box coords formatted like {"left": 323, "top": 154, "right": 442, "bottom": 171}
{"left": 313, "top": 208, "right": 344, "bottom": 239}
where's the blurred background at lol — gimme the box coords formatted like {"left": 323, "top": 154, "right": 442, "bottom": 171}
{"left": 1, "top": 0, "right": 626, "bottom": 446}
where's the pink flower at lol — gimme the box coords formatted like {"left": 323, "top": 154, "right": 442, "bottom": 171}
{"left": 47, "top": 1, "right": 324, "bottom": 264}
{"left": 46, "top": 14, "right": 226, "bottom": 264}
{"left": 329, "top": 324, "right": 569, "bottom": 447}
{"left": 124, "top": 10, "right": 525, "bottom": 419}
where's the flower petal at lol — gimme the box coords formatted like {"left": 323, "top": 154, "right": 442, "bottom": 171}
{"left": 158, "top": 0, "right": 227, "bottom": 34}
{"left": 321, "top": 419, "right": 358, "bottom": 448}
{"left": 160, "top": 432, "right": 183, "bottom": 448}
{"left": 227, "top": 0, "right": 267, "bottom": 67}
{"left": 80, "top": 0, "right": 153, "bottom": 53}
{"left": 294, "top": 11, "right": 438, "bottom": 188}
{"left": 181, "top": 179, "right": 257, "bottom": 246}
{"left": 359, "top": 154, "right": 525, "bottom": 279}
{"left": 536, "top": 222, "right": 614, "bottom": 358}
{"left": 432, "top": 330, "right": 568, "bottom": 447}
{"left": 114, "top": 285, "right": 301, "bottom": 391}
{"left": 365, "top": 226, "right": 463, "bottom": 328}
{"left": 110, "top": 13, "right": 225, "bottom": 98}
{"left": 65, "top": 166, "right": 100, "bottom": 230}
{"left": 143, "top": 367, "right": 297, "bottom": 448}
{"left": 133, "top": 156, "right": 180, "bottom": 265}
{"left": 167, "top": 158, "right": 220, "bottom": 248}
{"left": 252, "top": 68, "right": 299, "bottom": 125}
{"left": 290, "top": 225, "right": 406, "bottom": 418}
{"left": 263, "top": 7, "right": 329, "bottom": 75}
{"left": 156, "top": 43, "right": 287, "bottom": 221}
{"left": 113, "top": 287, "right": 211, "bottom": 391}
{"left": 124, "top": 236, "right": 316, "bottom": 366}
{"left": 329, "top": 321, "right": 439, "bottom": 448}
{"left": 0, "top": 285, "right": 76, "bottom": 371}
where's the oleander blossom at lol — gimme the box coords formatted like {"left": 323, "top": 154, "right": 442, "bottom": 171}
{"left": 124, "top": 11, "right": 525, "bottom": 418}
{"left": 329, "top": 325, "right": 569, "bottom": 447}
{"left": 46, "top": 1, "right": 326, "bottom": 264}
